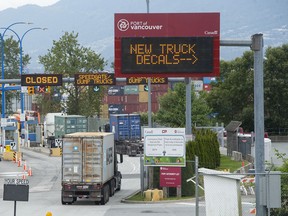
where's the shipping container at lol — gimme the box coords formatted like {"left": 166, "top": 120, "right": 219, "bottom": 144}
{"left": 109, "top": 114, "right": 141, "bottom": 141}
{"left": 139, "top": 103, "right": 148, "bottom": 112}
{"left": 124, "top": 85, "right": 139, "bottom": 94}
{"left": 151, "top": 84, "right": 169, "bottom": 91}
{"left": 203, "top": 77, "right": 217, "bottom": 84}
{"left": 139, "top": 91, "right": 148, "bottom": 103}
{"left": 108, "top": 104, "right": 124, "bottom": 114}
{"left": 203, "top": 84, "right": 212, "bottom": 92}
{"left": 123, "top": 95, "right": 139, "bottom": 104}
{"left": 124, "top": 103, "right": 140, "bottom": 114}
{"left": 54, "top": 115, "right": 88, "bottom": 139}
{"left": 107, "top": 86, "right": 124, "bottom": 96}
{"left": 106, "top": 95, "right": 124, "bottom": 104}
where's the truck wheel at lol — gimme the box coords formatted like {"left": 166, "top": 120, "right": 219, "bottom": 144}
{"left": 101, "top": 185, "right": 109, "bottom": 205}
{"left": 110, "top": 180, "right": 115, "bottom": 196}
{"left": 105, "top": 185, "right": 110, "bottom": 203}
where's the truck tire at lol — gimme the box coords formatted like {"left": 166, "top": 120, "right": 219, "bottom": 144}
{"left": 100, "top": 184, "right": 110, "bottom": 205}
{"left": 110, "top": 179, "right": 115, "bottom": 196}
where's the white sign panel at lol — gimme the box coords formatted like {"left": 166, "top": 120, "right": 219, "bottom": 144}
{"left": 144, "top": 128, "right": 186, "bottom": 167}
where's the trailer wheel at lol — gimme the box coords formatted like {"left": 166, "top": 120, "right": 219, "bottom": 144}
{"left": 100, "top": 184, "right": 110, "bottom": 205}
{"left": 110, "top": 179, "right": 115, "bottom": 196}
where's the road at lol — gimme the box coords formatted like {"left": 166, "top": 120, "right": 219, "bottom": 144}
{"left": 0, "top": 148, "right": 255, "bottom": 216}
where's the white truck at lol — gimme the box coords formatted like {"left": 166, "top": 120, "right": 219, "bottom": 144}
{"left": 43, "top": 112, "right": 65, "bottom": 147}
{"left": 61, "top": 132, "right": 122, "bottom": 205}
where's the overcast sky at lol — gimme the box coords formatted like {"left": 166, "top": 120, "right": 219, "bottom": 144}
{"left": 0, "top": 0, "right": 59, "bottom": 11}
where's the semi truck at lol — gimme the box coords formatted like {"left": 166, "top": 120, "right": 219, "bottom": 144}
{"left": 108, "top": 114, "right": 143, "bottom": 156}
{"left": 61, "top": 132, "right": 122, "bottom": 205}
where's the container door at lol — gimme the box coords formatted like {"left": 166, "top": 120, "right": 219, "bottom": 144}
{"left": 62, "top": 137, "right": 82, "bottom": 182}
{"left": 82, "top": 138, "right": 102, "bottom": 183}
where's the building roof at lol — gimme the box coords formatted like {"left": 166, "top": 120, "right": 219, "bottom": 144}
{"left": 225, "top": 121, "right": 242, "bottom": 132}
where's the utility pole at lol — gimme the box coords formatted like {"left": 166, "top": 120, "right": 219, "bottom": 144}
{"left": 251, "top": 33, "right": 266, "bottom": 216}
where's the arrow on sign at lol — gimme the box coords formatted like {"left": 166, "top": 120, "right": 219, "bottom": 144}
{"left": 10, "top": 142, "right": 16, "bottom": 149}
{"left": 93, "top": 85, "right": 100, "bottom": 92}
{"left": 55, "top": 139, "right": 63, "bottom": 147}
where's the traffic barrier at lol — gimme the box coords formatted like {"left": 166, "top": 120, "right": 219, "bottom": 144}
{"left": 28, "top": 167, "right": 32, "bottom": 176}
{"left": 23, "top": 161, "right": 27, "bottom": 171}
{"left": 13, "top": 151, "right": 16, "bottom": 162}
{"left": 17, "top": 157, "right": 22, "bottom": 167}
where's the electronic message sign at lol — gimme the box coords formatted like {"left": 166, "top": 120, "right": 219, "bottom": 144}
{"left": 115, "top": 13, "right": 220, "bottom": 78}
{"left": 21, "top": 74, "right": 62, "bottom": 86}
{"left": 122, "top": 37, "right": 213, "bottom": 74}
{"left": 126, "top": 77, "right": 168, "bottom": 85}
{"left": 74, "top": 73, "right": 116, "bottom": 86}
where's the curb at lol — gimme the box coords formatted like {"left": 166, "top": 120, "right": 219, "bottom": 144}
{"left": 121, "top": 189, "right": 196, "bottom": 204}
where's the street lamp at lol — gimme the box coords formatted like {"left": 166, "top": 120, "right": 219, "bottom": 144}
{"left": 1, "top": 22, "right": 29, "bottom": 151}
{"left": 3, "top": 27, "right": 47, "bottom": 114}
{"left": 1, "top": 22, "right": 29, "bottom": 118}
{"left": 2, "top": 26, "right": 47, "bottom": 147}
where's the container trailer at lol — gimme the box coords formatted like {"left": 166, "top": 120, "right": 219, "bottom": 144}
{"left": 61, "top": 132, "right": 122, "bottom": 205}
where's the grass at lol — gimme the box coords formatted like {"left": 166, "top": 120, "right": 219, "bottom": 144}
{"left": 217, "top": 155, "right": 246, "bottom": 172}
{"left": 126, "top": 155, "right": 245, "bottom": 201}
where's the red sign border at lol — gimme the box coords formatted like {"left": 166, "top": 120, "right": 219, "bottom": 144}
{"left": 114, "top": 13, "right": 220, "bottom": 78}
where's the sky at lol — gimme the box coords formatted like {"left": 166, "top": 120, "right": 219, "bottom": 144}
{"left": 0, "top": 0, "right": 59, "bottom": 11}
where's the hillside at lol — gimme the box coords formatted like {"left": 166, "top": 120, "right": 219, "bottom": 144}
{"left": 0, "top": 0, "right": 287, "bottom": 72}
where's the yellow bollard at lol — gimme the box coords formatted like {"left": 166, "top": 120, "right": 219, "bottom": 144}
{"left": 46, "top": 211, "right": 52, "bottom": 216}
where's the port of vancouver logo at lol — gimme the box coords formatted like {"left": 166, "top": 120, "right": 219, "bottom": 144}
{"left": 117, "top": 19, "right": 129, "bottom": 31}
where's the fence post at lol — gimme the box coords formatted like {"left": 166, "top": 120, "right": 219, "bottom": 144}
{"left": 195, "top": 155, "right": 199, "bottom": 216}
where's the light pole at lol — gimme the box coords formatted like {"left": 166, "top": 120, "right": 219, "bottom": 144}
{"left": 1, "top": 22, "right": 28, "bottom": 150}
{"left": 2, "top": 27, "right": 46, "bottom": 148}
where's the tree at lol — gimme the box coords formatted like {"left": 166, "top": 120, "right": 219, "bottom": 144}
{"left": 155, "top": 82, "right": 212, "bottom": 127}
{"left": 38, "top": 32, "right": 107, "bottom": 116}
{"left": 206, "top": 44, "right": 288, "bottom": 132}
{"left": 264, "top": 44, "right": 288, "bottom": 131}
{"left": 206, "top": 52, "right": 255, "bottom": 131}
{"left": 0, "top": 36, "right": 30, "bottom": 115}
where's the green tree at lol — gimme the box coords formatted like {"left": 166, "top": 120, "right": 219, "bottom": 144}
{"left": 38, "top": 32, "right": 107, "bottom": 116}
{"left": 155, "top": 82, "right": 212, "bottom": 127}
{"left": 206, "top": 52, "right": 255, "bottom": 131}
{"left": 264, "top": 44, "right": 288, "bottom": 131}
{"left": 0, "top": 36, "right": 30, "bottom": 115}
{"left": 207, "top": 44, "right": 288, "bottom": 132}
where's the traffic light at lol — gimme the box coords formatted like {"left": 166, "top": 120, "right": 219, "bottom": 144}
{"left": 38, "top": 86, "right": 50, "bottom": 93}
{"left": 27, "top": 86, "right": 35, "bottom": 95}
{"left": 144, "top": 85, "right": 149, "bottom": 92}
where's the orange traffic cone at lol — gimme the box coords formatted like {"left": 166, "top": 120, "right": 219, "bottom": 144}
{"left": 250, "top": 208, "right": 256, "bottom": 214}
{"left": 23, "top": 161, "right": 27, "bottom": 171}
{"left": 28, "top": 167, "right": 32, "bottom": 176}
{"left": 17, "top": 157, "right": 22, "bottom": 167}
{"left": 22, "top": 174, "right": 26, "bottom": 179}
{"left": 242, "top": 160, "right": 245, "bottom": 167}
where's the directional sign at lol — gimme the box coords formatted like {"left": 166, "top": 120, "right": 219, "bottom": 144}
{"left": 93, "top": 85, "right": 100, "bottom": 92}
{"left": 21, "top": 74, "right": 63, "bottom": 86}
{"left": 126, "top": 77, "right": 168, "bottom": 85}
{"left": 115, "top": 13, "right": 220, "bottom": 78}
{"left": 10, "top": 142, "right": 16, "bottom": 149}
{"left": 75, "top": 73, "right": 116, "bottom": 86}
{"left": 55, "top": 139, "right": 63, "bottom": 147}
